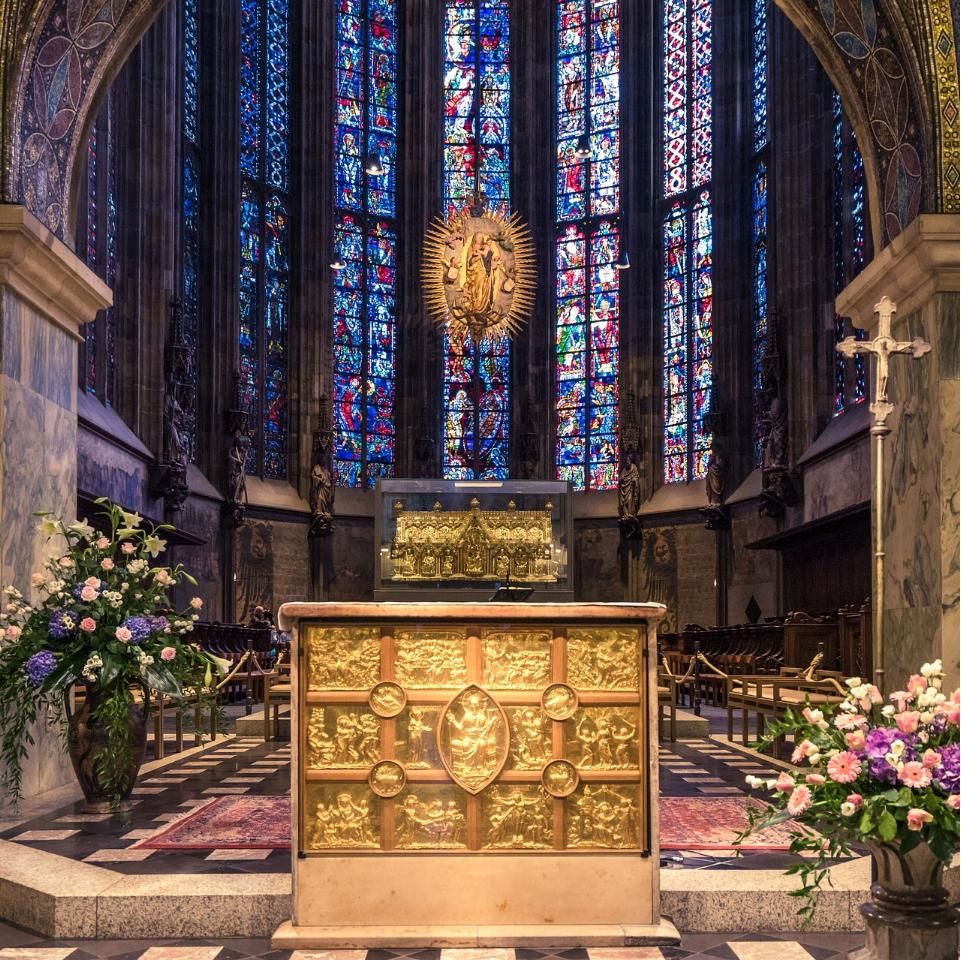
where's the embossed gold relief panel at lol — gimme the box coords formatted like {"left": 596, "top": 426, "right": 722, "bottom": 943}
{"left": 394, "top": 628, "right": 468, "bottom": 688}
{"left": 567, "top": 628, "right": 639, "bottom": 690}
{"left": 566, "top": 707, "right": 640, "bottom": 770}
{"left": 307, "top": 706, "right": 381, "bottom": 768}
{"left": 481, "top": 786, "right": 554, "bottom": 849}
{"left": 300, "top": 620, "right": 649, "bottom": 854}
{"left": 480, "top": 629, "right": 552, "bottom": 688}
{"left": 395, "top": 787, "right": 468, "bottom": 849}
{"left": 305, "top": 625, "right": 380, "bottom": 690}
{"left": 305, "top": 784, "right": 381, "bottom": 850}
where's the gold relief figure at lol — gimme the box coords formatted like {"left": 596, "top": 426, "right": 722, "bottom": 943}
{"left": 369, "top": 681, "right": 407, "bottom": 718}
{"left": 437, "top": 685, "right": 509, "bottom": 793}
{"left": 397, "top": 706, "right": 439, "bottom": 768}
{"left": 394, "top": 629, "right": 468, "bottom": 688}
{"left": 369, "top": 760, "right": 407, "bottom": 798}
{"left": 567, "top": 707, "right": 639, "bottom": 770}
{"left": 566, "top": 785, "right": 639, "bottom": 849}
{"left": 481, "top": 630, "right": 552, "bottom": 689}
{"left": 394, "top": 789, "right": 467, "bottom": 849}
{"left": 542, "top": 759, "right": 579, "bottom": 797}
{"left": 307, "top": 786, "right": 380, "bottom": 849}
{"left": 542, "top": 682, "right": 579, "bottom": 720}
{"left": 306, "top": 707, "right": 380, "bottom": 768}
{"left": 306, "top": 626, "right": 380, "bottom": 690}
{"left": 482, "top": 786, "right": 553, "bottom": 849}
{"left": 505, "top": 707, "right": 552, "bottom": 770}
{"left": 567, "top": 628, "right": 640, "bottom": 691}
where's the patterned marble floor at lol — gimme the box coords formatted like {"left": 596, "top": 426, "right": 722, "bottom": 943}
{"left": 0, "top": 735, "right": 850, "bottom": 875}
{"left": 0, "top": 926, "right": 866, "bottom": 960}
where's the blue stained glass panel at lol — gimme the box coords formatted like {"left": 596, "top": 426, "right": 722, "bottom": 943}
{"left": 240, "top": 0, "right": 261, "bottom": 179}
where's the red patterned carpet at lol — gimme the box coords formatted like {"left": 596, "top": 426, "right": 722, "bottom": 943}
{"left": 136, "top": 794, "right": 798, "bottom": 851}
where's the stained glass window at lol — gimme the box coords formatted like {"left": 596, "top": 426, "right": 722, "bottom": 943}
{"left": 832, "top": 90, "right": 869, "bottom": 414}
{"left": 239, "top": 0, "right": 290, "bottom": 479}
{"left": 554, "top": 0, "right": 620, "bottom": 491}
{"left": 180, "top": 0, "right": 200, "bottom": 462}
{"left": 441, "top": 0, "right": 512, "bottom": 480}
{"left": 80, "top": 95, "right": 118, "bottom": 406}
{"left": 332, "top": 0, "right": 398, "bottom": 488}
{"left": 661, "top": 0, "right": 712, "bottom": 483}
{"left": 750, "top": 0, "right": 769, "bottom": 464}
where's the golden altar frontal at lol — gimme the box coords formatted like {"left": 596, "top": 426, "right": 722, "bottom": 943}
{"left": 273, "top": 602, "right": 676, "bottom": 949}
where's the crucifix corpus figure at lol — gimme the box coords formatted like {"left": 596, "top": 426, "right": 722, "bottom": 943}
{"left": 835, "top": 295, "right": 931, "bottom": 692}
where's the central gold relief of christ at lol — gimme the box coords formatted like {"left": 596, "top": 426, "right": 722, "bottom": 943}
{"left": 302, "top": 623, "right": 646, "bottom": 853}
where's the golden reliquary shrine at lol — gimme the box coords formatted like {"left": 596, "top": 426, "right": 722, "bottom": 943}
{"left": 389, "top": 497, "right": 557, "bottom": 582}
{"left": 272, "top": 601, "right": 675, "bottom": 949}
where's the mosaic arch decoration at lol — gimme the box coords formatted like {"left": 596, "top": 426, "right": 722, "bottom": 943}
{"left": 553, "top": 0, "right": 622, "bottom": 493}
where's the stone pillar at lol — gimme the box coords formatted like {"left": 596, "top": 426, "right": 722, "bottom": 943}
{"left": 0, "top": 205, "right": 111, "bottom": 801}
{"left": 836, "top": 214, "right": 960, "bottom": 689}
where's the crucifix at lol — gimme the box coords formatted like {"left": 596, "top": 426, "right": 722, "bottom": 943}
{"left": 836, "top": 295, "right": 931, "bottom": 691}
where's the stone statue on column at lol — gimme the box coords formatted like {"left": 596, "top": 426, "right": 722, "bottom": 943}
{"left": 701, "top": 434, "right": 728, "bottom": 530}
{"left": 309, "top": 395, "right": 335, "bottom": 538}
{"left": 153, "top": 298, "right": 191, "bottom": 512}
{"left": 225, "top": 371, "right": 250, "bottom": 526}
{"left": 618, "top": 391, "right": 643, "bottom": 540}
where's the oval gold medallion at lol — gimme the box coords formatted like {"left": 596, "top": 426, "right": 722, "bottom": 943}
{"left": 542, "top": 758, "right": 579, "bottom": 797}
{"left": 369, "top": 681, "right": 407, "bottom": 718}
{"left": 437, "top": 685, "right": 510, "bottom": 795}
{"left": 541, "top": 682, "right": 578, "bottom": 720}
{"left": 368, "top": 760, "right": 407, "bottom": 798}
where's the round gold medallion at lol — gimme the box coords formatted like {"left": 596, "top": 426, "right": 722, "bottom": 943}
{"left": 542, "top": 758, "right": 579, "bottom": 798}
{"left": 368, "top": 759, "right": 407, "bottom": 798}
{"left": 541, "top": 682, "right": 578, "bottom": 720}
{"left": 368, "top": 681, "right": 407, "bottom": 718}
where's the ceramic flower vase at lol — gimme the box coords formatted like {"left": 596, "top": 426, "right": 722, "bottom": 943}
{"left": 65, "top": 686, "right": 148, "bottom": 813}
{"left": 849, "top": 840, "right": 959, "bottom": 960}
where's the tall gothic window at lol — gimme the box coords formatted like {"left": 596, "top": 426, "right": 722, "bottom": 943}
{"left": 832, "top": 90, "right": 869, "bottom": 414}
{"left": 332, "top": 0, "right": 399, "bottom": 488}
{"left": 661, "top": 0, "right": 713, "bottom": 484}
{"left": 441, "top": 0, "right": 512, "bottom": 480}
{"left": 79, "top": 95, "right": 118, "bottom": 406}
{"left": 180, "top": 0, "right": 200, "bottom": 462}
{"left": 553, "top": 0, "right": 621, "bottom": 492}
{"left": 750, "top": 0, "right": 769, "bottom": 464}
{"left": 239, "top": 0, "right": 290, "bottom": 479}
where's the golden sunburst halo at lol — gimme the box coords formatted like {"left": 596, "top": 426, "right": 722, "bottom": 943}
{"left": 422, "top": 204, "right": 536, "bottom": 343}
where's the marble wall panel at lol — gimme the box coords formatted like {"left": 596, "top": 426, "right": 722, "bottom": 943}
{"left": 77, "top": 427, "right": 153, "bottom": 515}
{"left": 326, "top": 518, "right": 375, "bottom": 601}
{"left": 803, "top": 437, "right": 871, "bottom": 522}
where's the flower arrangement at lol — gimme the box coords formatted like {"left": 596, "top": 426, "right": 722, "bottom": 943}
{"left": 736, "top": 661, "right": 960, "bottom": 922}
{"left": 0, "top": 500, "right": 222, "bottom": 808}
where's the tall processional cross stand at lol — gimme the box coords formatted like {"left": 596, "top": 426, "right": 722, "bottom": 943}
{"left": 836, "top": 295, "right": 930, "bottom": 692}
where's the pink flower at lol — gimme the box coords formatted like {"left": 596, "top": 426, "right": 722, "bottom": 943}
{"left": 121, "top": 542, "right": 136, "bottom": 555}
{"left": 827, "top": 751, "right": 863, "bottom": 784}
{"left": 866, "top": 685, "right": 883, "bottom": 704}
{"left": 190, "top": 597, "right": 203, "bottom": 610}
{"left": 83, "top": 576, "right": 101, "bottom": 588}
{"left": 775, "top": 772, "right": 796, "bottom": 793}
{"left": 834, "top": 713, "right": 868, "bottom": 730}
{"left": 937, "top": 691, "right": 960, "bottom": 725}
{"left": 791, "top": 739, "right": 818, "bottom": 764}
{"left": 79, "top": 618, "right": 96, "bottom": 633}
{"left": 5, "top": 625, "right": 21, "bottom": 640}
{"left": 846, "top": 793, "right": 863, "bottom": 807}
{"left": 889, "top": 690, "right": 913, "bottom": 712}
{"left": 947, "top": 795, "right": 960, "bottom": 811}
{"left": 100, "top": 558, "right": 115, "bottom": 571}
{"left": 58, "top": 557, "right": 74, "bottom": 568}
{"left": 906, "top": 674, "right": 928, "bottom": 696}
{"left": 160, "top": 646, "right": 176, "bottom": 661}
{"left": 922, "top": 749, "right": 942, "bottom": 769}
{"left": 899, "top": 762, "right": 932, "bottom": 789}
{"left": 845, "top": 730, "right": 866, "bottom": 750}
{"left": 805, "top": 774, "right": 826, "bottom": 785}
{"left": 153, "top": 569, "right": 172, "bottom": 586}
{"left": 31, "top": 573, "right": 47, "bottom": 588}
{"left": 895, "top": 711, "right": 921, "bottom": 734}
{"left": 906, "top": 808, "right": 934, "bottom": 831}
{"left": 80, "top": 586, "right": 98, "bottom": 602}
{"left": 95, "top": 537, "right": 110, "bottom": 549}
{"left": 115, "top": 626, "right": 132, "bottom": 643}
{"left": 786, "top": 785, "right": 813, "bottom": 816}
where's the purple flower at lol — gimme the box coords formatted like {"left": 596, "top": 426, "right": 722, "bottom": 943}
{"left": 48, "top": 609, "right": 75, "bottom": 641}
{"left": 121, "top": 615, "right": 156, "bottom": 645}
{"left": 864, "top": 727, "right": 918, "bottom": 785}
{"left": 868, "top": 756, "right": 899, "bottom": 786}
{"left": 935, "top": 743, "right": 960, "bottom": 795}
{"left": 25, "top": 650, "right": 57, "bottom": 686}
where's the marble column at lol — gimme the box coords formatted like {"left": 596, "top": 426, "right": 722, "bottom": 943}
{"left": 836, "top": 214, "right": 960, "bottom": 689}
{"left": 0, "top": 205, "right": 111, "bottom": 801}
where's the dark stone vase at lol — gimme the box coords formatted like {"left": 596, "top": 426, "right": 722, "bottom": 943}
{"left": 849, "top": 840, "right": 960, "bottom": 960}
{"left": 65, "top": 688, "right": 148, "bottom": 814}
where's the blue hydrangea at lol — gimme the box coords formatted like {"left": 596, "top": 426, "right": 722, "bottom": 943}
{"left": 25, "top": 650, "right": 58, "bottom": 686}
{"left": 48, "top": 609, "right": 75, "bottom": 640}
{"left": 122, "top": 615, "right": 158, "bottom": 644}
